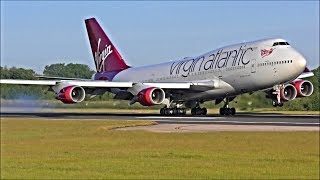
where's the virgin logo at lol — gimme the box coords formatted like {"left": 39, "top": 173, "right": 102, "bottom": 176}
{"left": 261, "top": 48, "right": 273, "bottom": 58}
{"left": 94, "top": 38, "right": 113, "bottom": 72}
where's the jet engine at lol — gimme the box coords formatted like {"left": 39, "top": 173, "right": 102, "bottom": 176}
{"left": 56, "top": 85, "right": 86, "bottom": 104}
{"left": 137, "top": 87, "right": 165, "bottom": 106}
{"left": 292, "top": 80, "right": 314, "bottom": 97}
{"left": 280, "top": 84, "right": 297, "bottom": 101}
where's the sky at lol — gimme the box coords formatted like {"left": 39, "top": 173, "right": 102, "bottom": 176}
{"left": 1, "top": 1, "right": 319, "bottom": 73}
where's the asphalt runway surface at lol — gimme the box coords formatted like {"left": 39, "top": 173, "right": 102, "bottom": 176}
{"left": 1, "top": 111, "right": 319, "bottom": 127}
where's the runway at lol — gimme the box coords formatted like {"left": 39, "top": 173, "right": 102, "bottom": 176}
{"left": 1, "top": 112, "right": 319, "bottom": 127}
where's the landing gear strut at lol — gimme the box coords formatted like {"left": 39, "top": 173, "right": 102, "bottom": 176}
{"left": 189, "top": 101, "right": 207, "bottom": 116}
{"left": 271, "top": 84, "right": 284, "bottom": 107}
{"left": 219, "top": 97, "right": 236, "bottom": 115}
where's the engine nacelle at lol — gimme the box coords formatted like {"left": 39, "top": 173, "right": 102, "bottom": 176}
{"left": 292, "top": 80, "right": 314, "bottom": 97}
{"left": 137, "top": 87, "right": 165, "bottom": 106}
{"left": 56, "top": 86, "right": 86, "bottom": 104}
{"left": 280, "top": 84, "right": 297, "bottom": 101}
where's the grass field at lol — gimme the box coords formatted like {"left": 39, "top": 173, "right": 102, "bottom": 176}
{"left": 1, "top": 118, "right": 319, "bottom": 179}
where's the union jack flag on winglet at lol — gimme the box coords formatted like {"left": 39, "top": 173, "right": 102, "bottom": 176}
{"left": 261, "top": 48, "right": 274, "bottom": 58}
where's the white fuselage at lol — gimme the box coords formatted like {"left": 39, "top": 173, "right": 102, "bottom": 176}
{"left": 113, "top": 38, "right": 307, "bottom": 101}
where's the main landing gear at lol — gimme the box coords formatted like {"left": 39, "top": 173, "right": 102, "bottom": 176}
{"left": 160, "top": 108, "right": 186, "bottom": 115}
{"left": 219, "top": 98, "right": 236, "bottom": 115}
{"left": 160, "top": 101, "right": 207, "bottom": 116}
{"left": 219, "top": 107, "right": 236, "bottom": 115}
{"left": 191, "top": 107, "right": 207, "bottom": 115}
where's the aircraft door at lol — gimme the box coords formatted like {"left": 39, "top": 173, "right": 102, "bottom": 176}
{"left": 251, "top": 59, "right": 256, "bottom": 73}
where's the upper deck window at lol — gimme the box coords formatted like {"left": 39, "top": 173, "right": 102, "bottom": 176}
{"left": 273, "top": 42, "right": 290, "bottom": 46}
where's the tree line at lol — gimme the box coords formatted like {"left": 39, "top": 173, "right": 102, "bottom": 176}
{"left": 0, "top": 63, "right": 319, "bottom": 110}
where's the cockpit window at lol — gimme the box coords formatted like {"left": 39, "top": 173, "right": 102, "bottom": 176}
{"left": 273, "top": 42, "right": 290, "bottom": 46}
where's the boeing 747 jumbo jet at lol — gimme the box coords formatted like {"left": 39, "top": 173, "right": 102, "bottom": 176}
{"left": 0, "top": 18, "right": 315, "bottom": 115}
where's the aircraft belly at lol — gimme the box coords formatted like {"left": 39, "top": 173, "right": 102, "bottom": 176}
{"left": 180, "top": 80, "right": 236, "bottom": 101}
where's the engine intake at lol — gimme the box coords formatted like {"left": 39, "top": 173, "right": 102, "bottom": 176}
{"left": 137, "top": 87, "right": 165, "bottom": 106}
{"left": 280, "top": 84, "right": 297, "bottom": 101}
{"left": 57, "top": 86, "right": 86, "bottom": 104}
{"left": 292, "top": 80, "right": 314, "bottom": 97}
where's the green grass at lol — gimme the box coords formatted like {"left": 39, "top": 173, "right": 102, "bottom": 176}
{"left": 1, "top": 119, "right": 319, "bottom": 179}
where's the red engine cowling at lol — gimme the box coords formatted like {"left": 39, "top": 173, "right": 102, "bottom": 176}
{"left": 292, "top": 80, "right": 314, "bottom": 97}
{"left": 137, "top": 87, "right": 165, "bottom": 106}
{"left": 280, "top": 84, "right": 297, "bottom": 101}
{"left": 56, "top": 86, "right": 86, "bottom": 104}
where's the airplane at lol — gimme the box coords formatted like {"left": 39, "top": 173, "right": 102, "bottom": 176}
{"left": 0, "top": 17, "right": 314, "bottom": 116}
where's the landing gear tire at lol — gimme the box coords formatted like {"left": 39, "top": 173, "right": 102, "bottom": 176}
{"left": 160, "top": 108, "right": 164, "bottom": 115}
{"left": 272, "top": 100, "right": 284, "bottom": 107}
{"left": 202, "top": 108, "right": 207, "bottom": 115}
{"left": 160, "top": 108, "right": 186, "bottom": 116}
{"left": 272, "top": 101, "right": 277, "bottom": 107}
{"left": 230, "top": 108, "right": 236, "bottom": 115}
{"left": 219, "top": 107, "right": 236, "bottom": 115}
{"left": 191, "top": 107, "right": 207, "bottom": 116}
{"left": 191, "top": 108, "right": 196, "bottom": 115}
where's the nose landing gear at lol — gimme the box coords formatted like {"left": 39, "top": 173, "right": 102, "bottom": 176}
{"left": 272, "top": 100, "right": 283, "bottom": 107}
{"left": 271, "top": 84, "right": 284, "bottom": 107}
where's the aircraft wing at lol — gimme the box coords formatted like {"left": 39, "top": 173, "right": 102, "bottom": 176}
{"left": 0, "top": 79, "right": 133, "bottom": 88}
{"left": 296, "top": 67, "right": 314, "bottom": 79}
{"left": 296, "top": 71, "right": 314, "bottom": 79}
{"left": 0, "top": 79, "right": 219, "bottom": 90}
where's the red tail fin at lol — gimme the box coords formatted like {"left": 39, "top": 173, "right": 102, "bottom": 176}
{"left": 85, "top": 18, "right": 129, "bottom": 72}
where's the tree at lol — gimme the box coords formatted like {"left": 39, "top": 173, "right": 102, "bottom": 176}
{"left": 43, "top": 63, "right": 95, "bottom": 79}
{"left": 0, "top": 66, "right": 36, "bottom": 80}
{"left": 0, "top": 66, "right": 45, "bottom": 99}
